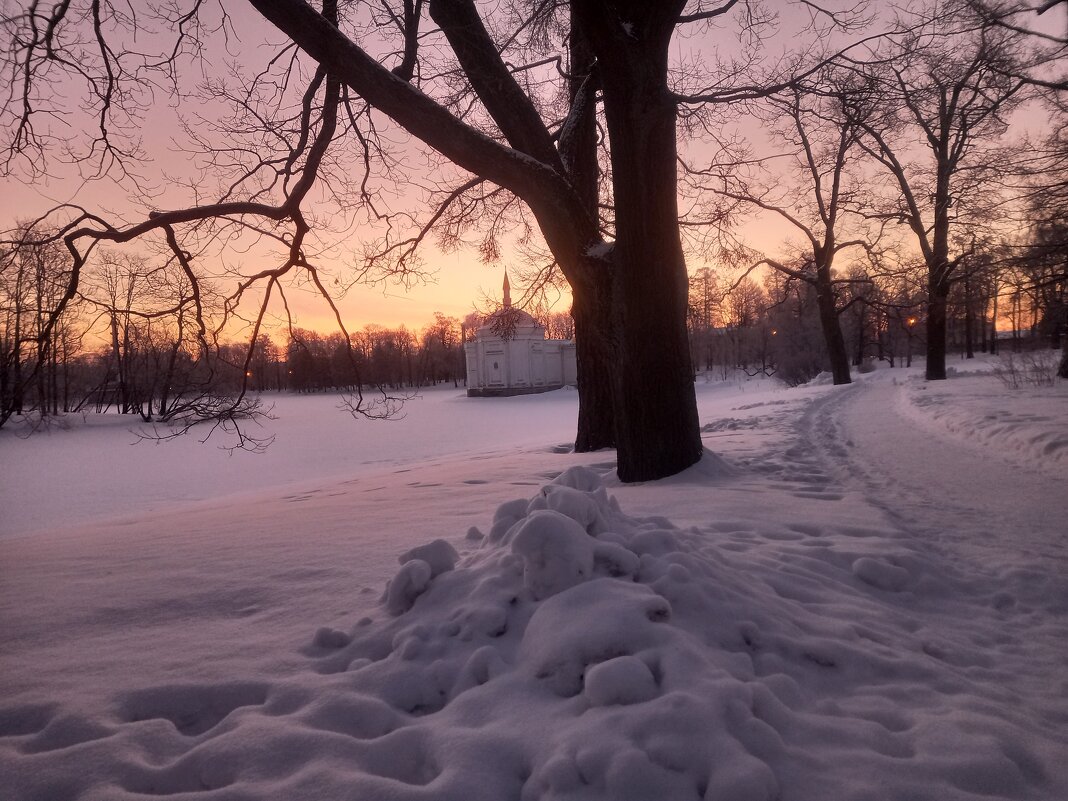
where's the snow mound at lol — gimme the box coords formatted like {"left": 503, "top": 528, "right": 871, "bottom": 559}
{"left": 902, "top": 376, "right": 1068, "bottom": 475}
{"left": 2, "top": 467, "right": 1062, "bottom": 800}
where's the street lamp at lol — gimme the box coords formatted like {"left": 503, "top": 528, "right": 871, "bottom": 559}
{"left": 905, "top": 317, "right": 917, "bottom": 367}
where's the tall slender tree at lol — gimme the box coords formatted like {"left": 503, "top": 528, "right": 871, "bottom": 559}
{"left": 846, "top": 1, "right": 1031, "bottom": 379}
{"left": 697, "top": 68, "right": 880, "bottom": 385}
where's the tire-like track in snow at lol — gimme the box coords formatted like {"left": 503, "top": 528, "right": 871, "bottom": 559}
{"left": 802, "top": 374, "right": 1068, "bottom": 569}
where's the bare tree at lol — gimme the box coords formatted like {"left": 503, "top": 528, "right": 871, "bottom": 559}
{"left": 0, "top": 231, "right": 82, "bottom": 427}
{"left": 693, "top": 66, "right": 883, "bottom": 384}
{"left": 966, "top": 0, "right": 1068, "bottom": 88}
{"left": 2, "top": 0, "right": 871, "bottom": 479}
{"left": 687, "top": 266, "right": 720, "bottom": 373}
{"left": 845, "top": 1, "right": 1033, "bottom": 380}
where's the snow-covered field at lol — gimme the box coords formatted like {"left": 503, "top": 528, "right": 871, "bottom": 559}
{"left": 1, "top": 358, "right": 1066, "bottom": 801}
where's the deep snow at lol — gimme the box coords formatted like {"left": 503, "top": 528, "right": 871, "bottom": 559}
{"left": 1, "top": 358, "right": 1066, "bottom": 800}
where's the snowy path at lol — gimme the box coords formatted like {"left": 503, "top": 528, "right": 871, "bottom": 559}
{"left": 811, "top": 374, "right": 1068, "bottom": 567}
{"left": 791, "top": 374, "right": 1068, "bottom": 792}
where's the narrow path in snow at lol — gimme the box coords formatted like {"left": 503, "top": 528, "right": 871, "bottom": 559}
{"left": 808, "top": 374, "right": 1068, "bottom": 569}
{"left": 794, "top": 373, "right": 1068, "bottom": 767}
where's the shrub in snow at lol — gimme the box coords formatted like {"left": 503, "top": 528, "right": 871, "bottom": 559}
{"left": 770, "top": 330, "right": 826, "bottom": 387}
{"left": 993, "top": 350, "right": 1060, "bottom": 389}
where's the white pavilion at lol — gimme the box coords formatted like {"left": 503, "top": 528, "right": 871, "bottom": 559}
{"left": 464, "top": 274, "right": 577, "bottom": 397}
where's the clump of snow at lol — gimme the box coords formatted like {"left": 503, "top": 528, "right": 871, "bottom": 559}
{"left": 511, "top": 510, "right": 595, "bottom": 599}
{"left": 399, "top": 538, "right": 459, "bottom": 577}
{"left": 312, "top": 626, "right": 352, "bottom": 648}
{"left": 851, "top": 556, "right": 911, "bottom": 591}
{"left": 7, "top": 464, "right": 1047, "bottom": 801}
{"left": 583, "top": 654, "right": 659, "bottom": 706}
{"left": 384, "top": 558, "right": 434, "bottom": 614}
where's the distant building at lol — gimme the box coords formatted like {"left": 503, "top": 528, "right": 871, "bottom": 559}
{"left": 464, "top": 273, "right": 577, "bottom": 397}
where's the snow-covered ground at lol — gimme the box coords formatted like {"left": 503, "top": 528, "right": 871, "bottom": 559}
{"left": 1, "top": 357, "right": 1066, "bottom": 800}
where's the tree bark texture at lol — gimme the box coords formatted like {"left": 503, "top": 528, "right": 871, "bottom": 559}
{"left": 578, "top": 0, "right": 702, "bottom": 481}
{"left": 571, "top": 282, "right": 617, "bottom": 451}
{"left": 565, "top": 11, "right": 615, "bottom": 453}
{"left": 815, "top": 266, "right": 851, "bottom": 385}
{"left": 926, "top": 278, "right": 950, "bottom": 380}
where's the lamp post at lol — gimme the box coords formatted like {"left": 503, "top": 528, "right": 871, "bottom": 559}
{"left": 906, "top": 316, "right": 917, "bottom": 368}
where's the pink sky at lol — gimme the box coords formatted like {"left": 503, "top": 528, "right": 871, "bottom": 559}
{"left": 2, "top": 3, "right": 1062, "bottom": 341}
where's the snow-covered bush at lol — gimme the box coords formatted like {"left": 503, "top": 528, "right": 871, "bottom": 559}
{"left": 993, "top": 349, "right": 1060, "bottom": 389}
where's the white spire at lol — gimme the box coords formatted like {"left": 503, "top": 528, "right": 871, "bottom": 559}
{"left": 503, "top": 270, "right": 512, "bottom": 308}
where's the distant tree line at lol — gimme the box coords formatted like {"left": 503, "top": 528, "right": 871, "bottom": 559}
{"left": 0, "top": 252, "right": 579, "bottom": 429}
{"left": 685, "top": 211, "right": 1067, "bottom": 387}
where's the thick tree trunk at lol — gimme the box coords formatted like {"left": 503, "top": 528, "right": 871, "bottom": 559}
{"left": 926, "top": 278, "right": 950, "bottom": 380}
{"left": 566, "top": 12, "right": 614, "bottom": 453}
{"left": 572, "top": 284, "right": 616, "bottom": 451}
{"left": 990, "top": 289, "right": 999, "bottom": 355}
{"left": 854, "top": 307, "right": 866, "bottom": 365}
{"left": 980, "top": 295, "right": 989, "bottom": 353}
{"left": 589, "top": 4, "right": 702, "bottom": 481}
{"left": 927, "top": 168, "right": 953, "bottom": 380}
{"left": 964, "top": 276, "right": 975, "bottom": 359}
{"left": 815, "top": 270, "right": 850, "bottom": 385}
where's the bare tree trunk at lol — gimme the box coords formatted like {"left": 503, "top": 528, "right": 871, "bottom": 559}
{"left": 986, "top": 286, "right": 995, "bottom": 354}
{"left": 854, "top": 306, "right": 866, "bottom": 365}
{"left": 158, "top": 338, "right": 182, "bottom": 417}
{"left": 927, "top": 277, "right": 950, "bottom": 380}
{"left": 566, "top": 11, "right": 615, "bottom": 453}
{"left": 572, "top": 285, "right": 616, "bottom": 452}
{"left": 587, "top": 1, "right": 701, "bottom": 481}
{"left": 12, "top": 264, "right": 25, "bottom": 416}
{"left": 816, "top": 277, "right": 851, "bottom": 384}
{"left": 50, "top": 345, "right": 58, "bottom": 415}
{"left": 110, "top": 315, "right": 128, "bottom": 414}
{"left": 980, "top": 294, "right": 989, "bottom": 353}
{"left": 964, "top": 275, "right": 975, "bottom": 359}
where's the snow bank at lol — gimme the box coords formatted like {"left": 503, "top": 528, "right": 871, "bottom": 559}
{"left": 901, "top": 375, "right": 1068, "bottom": 476}
{"left": 4, "top": 464, "right": 1064, "bottom": 800}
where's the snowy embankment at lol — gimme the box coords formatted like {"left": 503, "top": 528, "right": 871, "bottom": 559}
{"left": 1, "top": 365, "right": 1066, "bottom": 800}
{"left": 900, "top": 370, "right": 1068, "bottom": 475}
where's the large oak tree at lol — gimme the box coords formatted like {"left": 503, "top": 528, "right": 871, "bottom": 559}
{"left": 3, "top": 0, "right": 860, "bottom": 479}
